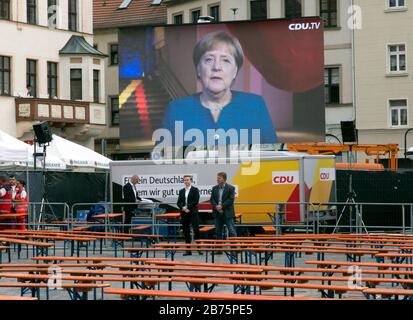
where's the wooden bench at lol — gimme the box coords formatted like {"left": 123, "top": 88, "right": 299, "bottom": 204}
{"left": 125, "top": 245, "right": 386, "bottom": 266}
{"left": 199, "top": 226, "right": 216, "bottom": 239}
{"left": 103, "top": 288, "right": 320, "bottom": 300}
{"left": 262, "top": 226, "right": 276, "bottom": 234}
{"left": 0, "top": 281, "right": 110, "bottom": 300}
{"left": 376, "top": 253, "right": 413, "bottom": 264}
{"left": 363, "top": 288, "right": 413, "bottom": 300}
{"left": 0, "top": 263, "right": 108, "bottom": 270}
{"left": 107, "top": 265, "right": 413, "bottom": 290}
{"left": 0, "top": 295, "right": 38, "bottom": 300}
{"left": 306, "top": 260, "right": 413, "bottom": 270}
{"left": 170, "top": 276, "right": 366, "bottom": 298}
{"left": 31, "top": 256, "right": 164, "bottom": 264}
{"left": 131, "top": 226, "right": 151, "bottom": 232}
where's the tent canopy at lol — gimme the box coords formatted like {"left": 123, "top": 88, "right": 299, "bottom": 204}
{"left": 45, "top": 135, "right": 111, "bottom": 169}
{"left": 0, "top": 130, "right": 29, "bottom": 162}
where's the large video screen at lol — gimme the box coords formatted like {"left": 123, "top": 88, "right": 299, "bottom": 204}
{"left": 119, "top": 18, "right": 325, "bottom": 149}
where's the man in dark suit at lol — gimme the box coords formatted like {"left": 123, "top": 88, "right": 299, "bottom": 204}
{"left": 177, "top": 175, "right": 201, "bottom": 256}
{"left": 123, "top": 175, "right": 142, "bottom": 232}
{"left": 210, "top": 172, "right": 237, "bottom": 245}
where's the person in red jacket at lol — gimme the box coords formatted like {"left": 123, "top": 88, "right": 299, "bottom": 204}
{"left": 14, "top": 180, "right": 28, "bottom": 231}
{"left": 0, "top": 176, "right": 13, "bottom": 231}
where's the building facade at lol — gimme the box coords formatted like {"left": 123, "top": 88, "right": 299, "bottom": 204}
{"left": 0, "top": 0, "right": 106, "bottom": 149}
{"left": 354, "top": 0, "right": 413, "bottom": 157}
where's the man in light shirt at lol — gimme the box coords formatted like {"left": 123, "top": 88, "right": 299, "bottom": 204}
{"left": 177, "top": 175, "right": 201, "bottom": 256}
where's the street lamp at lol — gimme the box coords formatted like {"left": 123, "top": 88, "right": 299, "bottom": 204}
{"left": 403, "top": 128, "right": 413, "bottom": 158}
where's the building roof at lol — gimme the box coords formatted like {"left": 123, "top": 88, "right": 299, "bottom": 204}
{"left": 93, "top": 0, "right": 167, "bottom": 30}
{"left": 59, "top": 36, "right": 108, "bottom": 57}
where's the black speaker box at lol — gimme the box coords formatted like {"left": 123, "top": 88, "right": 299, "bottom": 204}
{"left": 33, "top": 122, "right": 53, "bottom": 144}
{"left": 340, "top": 121, "right": 357, "bottom": 143}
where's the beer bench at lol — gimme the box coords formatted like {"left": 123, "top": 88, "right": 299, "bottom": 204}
{"left": 103, "top": 288, "right": 319, "bottom": 300}
{"left": 31, "top": 256, "right": 164, "bottom": 265}
{"left": 170, "top": 276, "right": 367, "bottom": 299}
{"left": 199, "top": 226, "right": 216, "bottom": 239}
{"left": 0, "top": 237, "right": 53, "bottom": 259}
{"left": 0, "top": 295, "right": 38, "bottom": 300}
{"left": 363, "top": 288, "right": 413, "bottom": 300}
{"left": 0, "top": 278, "right": 110, "bottom": 301}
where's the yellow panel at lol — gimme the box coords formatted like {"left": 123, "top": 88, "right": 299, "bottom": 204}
{"left": 119, "top": 80, "right": 141, "bottom": 109}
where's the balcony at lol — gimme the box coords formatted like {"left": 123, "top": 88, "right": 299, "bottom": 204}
{"left": 15, "top": 98, "right": 92, "bottom": 124}
{"left": 15, "top": 98, "right": 106, "bottom": 140}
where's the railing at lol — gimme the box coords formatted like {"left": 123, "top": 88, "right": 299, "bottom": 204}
{"left": 15, "top": 97, "right": 90, "bottom": 124}
{"left": 0, "top": 201, "right": 412, "bottom": 235}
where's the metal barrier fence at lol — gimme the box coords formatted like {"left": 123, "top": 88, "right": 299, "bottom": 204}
{"left": 1, "top": 200, "right": 412, "bottom": 235}
{"left": 0, "top": 201, "right": 70, "bottom": 230}
{"left": 67, "top": 201, "right": 413, "bottom": 236}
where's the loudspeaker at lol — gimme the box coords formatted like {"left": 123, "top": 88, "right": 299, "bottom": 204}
{"left": 340, "top": 121, "right": 357, "bottom": 143}
{"left": 33, "top": 122, "right": 53, "bottom": 145}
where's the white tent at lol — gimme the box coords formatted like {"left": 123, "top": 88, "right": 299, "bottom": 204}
{"left": 0, "top": 130, "right": 29, "bottom": 162}
{"left": 25, "top": 145, "right": 67, "bottom": 170}
{"left": 45, "top": 134, "right": 111, "bottom": 169}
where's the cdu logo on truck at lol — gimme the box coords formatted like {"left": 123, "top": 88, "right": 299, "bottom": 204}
{"left": 319, "top": 168, "right": 336, "bottom": 181}
{"left": 272, "top": 171, "right": 299, "bottom": 185}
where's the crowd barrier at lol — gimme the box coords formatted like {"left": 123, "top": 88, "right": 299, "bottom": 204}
{"left": 0, "top": 201, "right": 412, "bottom": 236}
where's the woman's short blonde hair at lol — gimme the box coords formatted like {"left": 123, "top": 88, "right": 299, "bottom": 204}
{"left": 193, "top": 31, "right": 244, "bottom": 71}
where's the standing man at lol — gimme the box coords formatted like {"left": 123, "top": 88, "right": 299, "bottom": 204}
{"left": 14, "top": 180, "right": 28, "bottom": 231}
{"left": 177, "top": 175, "right": 201, "bottom": 256}
{"left": 0, "top": 176, "right": 12, "bottom": 231}
{"left": 210, "top": 172, "right": 237, "bottom": 245}
{"left": 123, "top": 175, "right": 142, "bottom": 232}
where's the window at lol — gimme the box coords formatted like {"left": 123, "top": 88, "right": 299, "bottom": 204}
{"left": 324, "top": 67, "right": 340, "bottom": 104}
{"left": 173, "top": 13, "right": 183, "bottom": 24}
{"left": 27, "top": 0, "right": 37, "bottom": 25}
{"left": 93, "top": 70, "right": 100, "bottom": 103}
{"left": 210, "top": 5, "right": 220, "bottom": 22}
{"left": 250, "top": 0, "right": 267, "bottom": 20}
{"left": 0, "top": 56, "right": 11, "bottom": 96}
{"left": 110, "top": 97, "right": 120, "bottom": 126}
{"left": 70, "top": 69, "right": 82, "bottom": 100}
{"left": 110, "top": 44, "right": 119, "bottom": 66}
{"left": 47, "top": 62, "right": 58, "bottom": 99}
{"left": 26, "top": 59, "right": 37, "bottom": 97}
{"left": 390, "top": 99, "right": 408, "bottom": 127}
{"left": 118, "top": 0, "right": 132, "bottom": 9}
{"left": 68, "top": 0, "right": 78, "bottom": 32}
{"left": 0, "top": 0, "right": 10, "bottom": 20}
{"left": 320, "top": 0, "right": 337, "bottom": 28}
{"left": 388, "top": 44, "right": 406, "bottom": 72}
{"left": 285, "top": 0, "right": 302, "bottom": 18}
{"left": 191, "top": 9, "right": 201, "bottom": 23}
{"left": 48, "top": 0, "right": 57, "bottom": 27}
{"left": 388, "top": 0, "right": 406, "bottom": 8}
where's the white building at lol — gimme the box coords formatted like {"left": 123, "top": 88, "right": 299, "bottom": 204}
{"left": 354, "top": 0, "right": 413, "bottom": 160}
{"left": 0, "top": 0, "right": 107, "bottom": 149}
